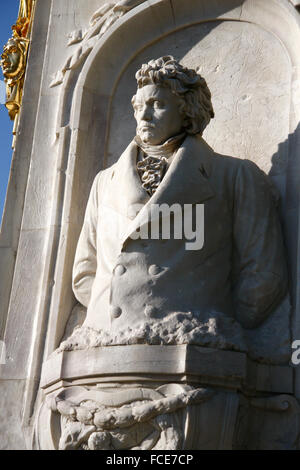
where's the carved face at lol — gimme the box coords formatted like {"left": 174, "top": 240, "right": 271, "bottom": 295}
{"left": 133, "top": 84, "right": 184, "bottom": 145}
{"left": 1, "top": 39, "right": 23, "bottom": 78}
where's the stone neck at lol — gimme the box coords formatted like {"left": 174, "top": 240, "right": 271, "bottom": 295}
{"left": 135, "top": 132, "right": 186, "bottom": 160}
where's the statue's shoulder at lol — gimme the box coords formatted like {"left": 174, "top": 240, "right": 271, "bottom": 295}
{"left": 90, "top": 162, "right": 117, "bottom": 195}
{"left": 210, "top": 151, "right": 279, "bottom": 203}
{"left": 189, "top": 135, "right": 247, "bottom": 177}
{"left": 209, "top": 147, "right": 265, "bottom": 180}
{"left": 90, "top": 139, "right": 137, "bottom": 200}
{"left": 198, "top": 139, "right": 274, "bottom": 199}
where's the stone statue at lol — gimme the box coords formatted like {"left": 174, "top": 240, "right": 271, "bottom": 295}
{"left": 66, "top": 56, "right": 287, "bottom": 355}
{"left": 44, "top": 56, "right": 289, "bottom": 450}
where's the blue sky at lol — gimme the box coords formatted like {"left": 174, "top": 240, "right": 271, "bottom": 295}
{"left": 0, "top": 1, "right": 20, "bottom": 221}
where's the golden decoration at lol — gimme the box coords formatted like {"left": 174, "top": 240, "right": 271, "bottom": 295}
{"left": 1, "top": 0, "right": 35, "bottom": 120}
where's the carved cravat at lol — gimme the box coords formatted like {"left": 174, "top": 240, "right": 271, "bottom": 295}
{"left": 135, "top": 133, "right": 186, "bottom": 196}
{"left": 137, "top": 155, "right": 168, "bottom": 195}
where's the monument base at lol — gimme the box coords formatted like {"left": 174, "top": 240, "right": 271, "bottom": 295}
{"left": 35, "top": 345, "right": 296, "bottom": 450}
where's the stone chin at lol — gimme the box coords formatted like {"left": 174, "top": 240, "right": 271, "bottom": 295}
{"left": 138, "top": 131, "right": 155, "bottom": 144}
{"left": 137, "top": 128, "right": 166, "bottom": 146}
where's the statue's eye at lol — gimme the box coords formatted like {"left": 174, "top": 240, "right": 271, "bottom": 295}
{"left": 135, "top": 104, "right": 143, "bottom": 112}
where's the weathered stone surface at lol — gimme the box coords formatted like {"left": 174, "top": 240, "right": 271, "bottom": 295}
{"left": 0, "top": 380, "right": 27, "bottom": 450}
{"left": 41, "top": 345, "right": 248, "bottom": 390}
{"left": 1, "top": 0, "right": 300, "bottom": 450}
{"left": 40, "top": 345, "right": 293, "bottom": 395}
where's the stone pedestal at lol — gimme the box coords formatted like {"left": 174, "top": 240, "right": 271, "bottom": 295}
{"left": 35, "top": 345, "right": 295, "bottom": 450}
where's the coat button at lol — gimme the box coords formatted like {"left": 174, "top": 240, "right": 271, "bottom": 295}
{"left": 111, "top": 306, "right": 122, "bottom": 318}
{"left": 114, "top": 265, "right": 126, "bottom": 276}
{"left": 148, "top": 265, "right": 161, "bottom": 276}
{"left": 144, "top": 305, "right": 157, "bottom": 318}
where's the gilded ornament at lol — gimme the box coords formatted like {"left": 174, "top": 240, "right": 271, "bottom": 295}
{"left": 1, "top": 0, "right": 34, "bottom": 120}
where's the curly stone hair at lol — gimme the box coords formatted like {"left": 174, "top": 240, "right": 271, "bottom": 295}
{"left": 132, "top": 56, "right": 214, "bottom": 135}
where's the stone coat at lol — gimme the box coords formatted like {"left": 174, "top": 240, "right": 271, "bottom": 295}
{"left": 72, "top": 134, "right": 287, "bottom": 336}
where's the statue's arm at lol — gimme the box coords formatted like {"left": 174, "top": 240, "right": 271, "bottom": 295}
{"left": 72, "top": 173, "right": 101, "bottom": 307}
{"left": 232, "top": 159, "right": 288, "bottom": 329}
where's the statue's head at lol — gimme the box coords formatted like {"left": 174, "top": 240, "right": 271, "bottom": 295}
{"left": 1, "top": 37, "right": 26, "bottom": 79}
{"left": 132, "top": 56, "right": 214, "bottom": 145}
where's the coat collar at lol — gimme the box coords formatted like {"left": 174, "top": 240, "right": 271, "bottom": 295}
{"left": 104, "top": 140, "right": 150, "bottom": 217}
{"left": 106, "top": 135, "right": 215, "bottom": 245}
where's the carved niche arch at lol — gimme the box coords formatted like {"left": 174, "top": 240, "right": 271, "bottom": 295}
{"left": 39, "top": 0, "right": 300, "bottom": 390}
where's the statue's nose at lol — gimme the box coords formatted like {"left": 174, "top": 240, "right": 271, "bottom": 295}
{"left": 140, "top": 105, "right": 152, "bottom": 121}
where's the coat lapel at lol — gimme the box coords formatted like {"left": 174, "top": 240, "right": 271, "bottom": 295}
{"left": 103, "top": 140, "right": 150, "bottom": 219}
{"left": 120, "top": 135, "right": 215, "bottom": 246}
